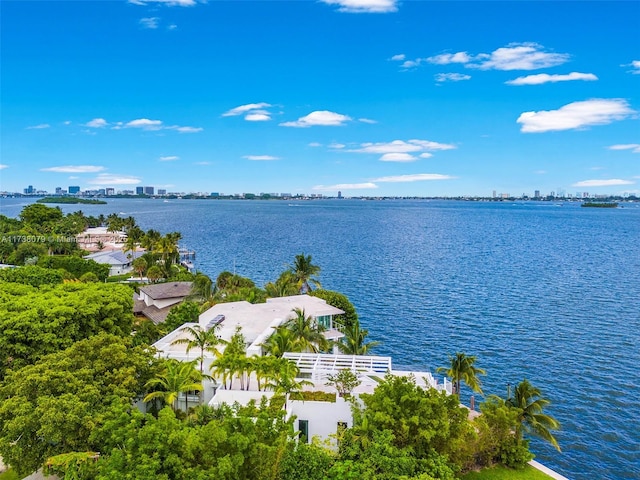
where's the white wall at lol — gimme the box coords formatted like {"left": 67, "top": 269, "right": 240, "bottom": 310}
{"left": 288, "top": 396, "right": 353, "bottom": 447}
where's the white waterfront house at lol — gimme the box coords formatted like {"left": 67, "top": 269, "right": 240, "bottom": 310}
{"left": 152, "top": 294, "right": 452, "bottom": 445}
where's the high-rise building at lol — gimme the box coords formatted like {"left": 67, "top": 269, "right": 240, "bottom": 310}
{"left": 105, "top": 188, "right": 115, "bottom": 195}
{"left": 68, "top": 186, "right": 80, "bottom": 194}
{"left": 534, "top": 190, "right": 540, "bottom": 198}
{"left": 337, "top": 191, "right": 343, "bottom": 199}
{"left": 136, "top": 186, "right": 144, "bottom": 195}
{"left": 144, "top": 186, "right": 154, "bottom": 195}
{"left": 55, "top": 187, "right": 62, "bottom": 195}
{"left": 157, "top": 189, "right": 167, "bottom": 195}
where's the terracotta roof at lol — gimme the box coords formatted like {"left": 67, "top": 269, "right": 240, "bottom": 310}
{"left": 139, "top": 282, "right": 193, "bottom": 300}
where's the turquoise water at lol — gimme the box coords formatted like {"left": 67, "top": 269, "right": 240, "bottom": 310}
{"left": 2, "top": 198, "right": 639, "bottom": 479}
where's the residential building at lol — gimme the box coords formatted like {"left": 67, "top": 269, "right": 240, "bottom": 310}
{"left": 134, "top": 282, "right": 193, "bottom": 324}
{"left": 84, "top": 249, "right": 145, "bottom": 276}
{"left": 68, "top": 186, "right": 80, "bottom": 194}
{"left": 157, "top": 189, "right": 167, "bottom": 195}
{"left": 144, "top": 186, "right": 154, "bottom": 195}
{"left": 105, "top": 188, "right": 115, "bottom": 195}
{"left": 136, "top": 186, "right": 144, "bottom": 195}
{"left": 152, "top": 295, "right": 451, "bottom": 444}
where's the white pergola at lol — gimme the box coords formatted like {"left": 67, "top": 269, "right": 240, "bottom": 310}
{"left": 283, "top": 352, "right": 392, "bottom": 381}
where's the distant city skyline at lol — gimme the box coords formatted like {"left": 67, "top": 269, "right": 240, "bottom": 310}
{"left": 1, "top": 1, "right": 638, "bottom": 197}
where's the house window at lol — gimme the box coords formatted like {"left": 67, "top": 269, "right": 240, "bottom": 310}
{"left": 316, "top": 315, "right": 332, "bottom": 329}
{"left": 298, "top": 419, "right": 309, "bottom": 443}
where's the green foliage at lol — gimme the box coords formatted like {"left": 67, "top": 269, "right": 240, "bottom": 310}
{"left": 278, "top": 442, "right": 334, "bottom": 480}
{"left": 144, "top": 359, "right": 205, "bottom": 412}
{"left": 299, "top": 391, "right": 337, "bottom": 402}
{"left": 163, "top": 301, "right": 201, "bottom": 332}
{"left": 93, "top": 402, "right": 295, "bottom": 480}
{"left": 358, "top": 374, "right": 469, "bottom": 462}
{"left": 0, "top": 265, "right": 64, "bottom": 286}
{"left": 437, "top": 352, "right": 486, "bottom": 397}
{"left": 310, "top": 289, "right": 358, "bottom": 329}
{"left": 0, "top": 334, "right": 158, "bottom": 475}
{"left": 264, "top": 270, "right": 299, "bottom": 298}
{"left": 288, "top": 253, "right": 321, "bottom": 293}
{"left": 0, "top": 281, "right": 134, "bottom": 377}
{"left": 146, "top": 265, "right": 163, "bottom": 283}
{"left": 507, "top": 379, "right": 561, "bottom": 452}
{"left": 39, "top": 255, "right": 109, "bottom": 281}
{"left": 79, "top": 271, "right": 99, "bottom": 282}
{"left": 338, "top": 321, "right": 380, "bottom": 355}
{"left": 326, "top": 369, "right": 361, "bottom": 397}
{"left": 19, "top": 203, "right": 64, "bottom": 227}
{"left": 11, "top": 241, "right": 48, "bottom": 265}
{"left": 132, "top": 318, "right": 165, "bottom": 346}
{"left": 475, "top": 396, "right": 533, "bottom": 469}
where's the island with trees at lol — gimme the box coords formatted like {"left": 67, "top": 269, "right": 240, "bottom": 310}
{"left": 0, "top": 205, "right": 561, "bottom": 480}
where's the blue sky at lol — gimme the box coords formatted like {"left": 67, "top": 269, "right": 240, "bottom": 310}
{"left": 1, "top": 0, "right": 639, "bottom": 197}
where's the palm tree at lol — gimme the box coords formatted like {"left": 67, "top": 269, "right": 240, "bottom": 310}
{"left": 143, "top": 359, "right": 204, "bottom": 412}
{"left": 338, "top": 321, "right": 380, "bottom": 355}
{"left": 146, "top": 265, "right": 163, "bottom": 283}
{"left": 123, "top": 234, "right": 139, "bottom": 259}
{"left": 264, "top": 358, "right": 313, "bottom": 404}
{"left": 132, "top": 257, "right": 147, "bottom": 280}
{"left": 261, "top": 326, "right": 299, "bottom": 357}
{"left": 436, "top": 352, "right": 486, "bottom": 397}
{"left": 285, "top": 308, "right": 329, "bottom": 353}
{"left": 171, "top": 324, "right": 224, "bottom": 375}
{"left": 507, "top": 378, "right": 561, "bottom": 451}
{"left": 264, "top": 271, "right": 299, "bottom": 298}
{"left": 156, "top": 235, "right": 178, "bottom": 262}
{"left": 141, "top": 229, "right": 161, "bottom": 252}
{"left": 289, "top": 253, "right": 321, "bottom": 293}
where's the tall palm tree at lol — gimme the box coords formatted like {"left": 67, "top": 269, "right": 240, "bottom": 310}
{"left": 261, "top": 326, "right": 300, "bottom": 357}
{"left": 507, "top": 378, "right": 561, "bottom": 451}
{"left": 289, "top": 253, "right": 321, "bottom": 293}
{"left": 264, "top": 358, "right": 313, "bottom": 403}
{"left": 285, "top": 308, "right": 329, "bottom": 353}
{"left": 171, "top": 324, "right": 224, "bottom": 374}
{"left": 436, "top": 352, "right": 486, "bottom": 397}
{"left": 156, "top": 235, "right": 178, "bottom": 263}
{"left": 143, "top": 359, "right": 204, "bottom": 412}
{"left": 264, "top": 270, "right": 299, "bottom": 298}
{"left": 132, "top": 257, "right": 147, "bottom": 280}
{"left": 338, "top": 321, "right": 380, "bottom": 355}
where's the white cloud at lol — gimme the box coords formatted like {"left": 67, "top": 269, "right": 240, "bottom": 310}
{"left": 427, "top": 52, "right": 471, "bottom": 65}
{"left": 320, "top": 0, "right": 398, "bottom": 13}
{"left": 245, "top": 111, "right": 271, "bottom": 122}
{"left": 308, "top": 142, "right": 323, "bottom": 147}
{"left": 390, "top": 54, "right": 405, "bottom": 61}
{"left": 359, "top": 118, "right": 377, "bottom": 124}
{"left": 159, "top": 155, "right": 180, "bottom": 161}
{"left": 168, "top": 125, "right": 203, "bottom": 133}
{"left": 88, "top": 174, "right": 142, "bottom": 185}
{"left": 280, "top": 110, "right": 351, "bottom": 127}
{"left": 419, "top": 153, "right": 433, "bottom": 158}
{"left": 471, "top": 43, "right": 570, "bottom": 71}
{"left": 313, "top": 182, "right": 378, "bottom": 190}
{"left": 222, "top": 102, "right": 272, "bottom": 117}
{"left": 506, "top": 72, "right": 598, "bottom": 86}
{"left": 328, "top": 142, "right": 346, "bottom": 149}
{"left": 0, "top": 164, "right": 8, "bottom": 170}
{"left": 26, "top": 123, "right": 50, "bottom": 129}
{"left": 517, "top": 99, "right": 636, "bottom": 133}
{"left": 623, "top": 60, "right": 640, "bottom": 75}
{"left": 400, "top": 59, "right": 422, "bottom": 70}
{"left": 194, "top": 161, "right": 210, "bottom": 165}
{"left": 85, "top": 118, "right": 108, "bottom": 128}
{"left": 351, "top": 139, "right": 456, "bottom": 154}
{"left": 534, "top": 170, "right": 547, "bottom": 174}
{"left": 435, "top": 73, "right": 471, "bottom": 83}
{"left": 41, "top": 165, "right": 106, "bottom": 173}
{"left": 68, "top": 176, "right": 79, "bottom": 180}
{"left": 608, "top": 144, "right": 640, "bottom": 153}
{"left": 139, "top": 17, "right": 160, "bottom": 29}
{"left": 126, "top": 118, "right": 164, "bottom": 130}
{"left": 243, "top": 155, "right": 279, "bottom": 161}
{"left": 572, "top": 179, "right": 634, "bottom": 187}
{"left": 380, "top": 153, "right": 416, "bottom": 162}
{"left": 63, "top": 121, "right": 72, "bottom": 125}
{"left": 373, "top": 174, "right": 454, "bottom": 182}
{"left": 167, "top": 24, "right": 178, "bottom": 30}
{"left": 129, "top": 0, "right": 198, "bottom": 6}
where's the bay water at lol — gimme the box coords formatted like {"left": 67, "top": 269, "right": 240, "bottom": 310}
{"left": 2, "top": 197, "right": 639, "bottom": 480}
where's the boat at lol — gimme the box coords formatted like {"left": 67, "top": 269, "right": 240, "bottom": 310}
{"left": 581, "top": 202, "right": 618, "bottom": 208}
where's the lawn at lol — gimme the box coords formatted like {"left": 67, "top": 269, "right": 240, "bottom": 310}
{"left": 461, "top": 465, "right": 554, "bottom": 480}
{"left": 0, "top": 469, "right": 20, "bottom": 480}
